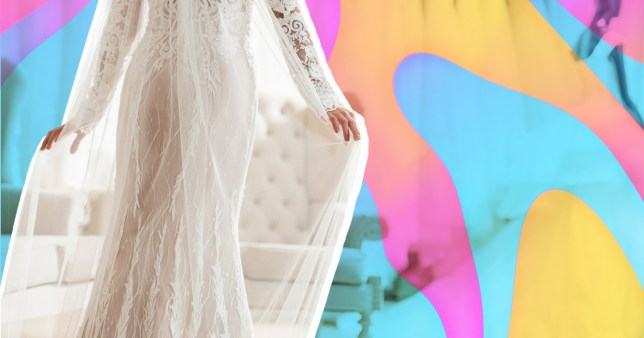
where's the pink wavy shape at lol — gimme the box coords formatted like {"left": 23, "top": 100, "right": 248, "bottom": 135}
{"left": 559, "top": 0, "right": 644, "bottom": 62}
{"left": 1, "top": 0, "right": 49, "bottom": 33}
{"left": 305, "top": 0, "right": 341, "bottom": 58}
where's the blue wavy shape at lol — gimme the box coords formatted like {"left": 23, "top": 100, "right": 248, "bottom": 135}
{"left": 394, "top": 53, "right": 644, "bottom": 337}
{"left": 1, "top": 3, "right": 94, "bottom": 183}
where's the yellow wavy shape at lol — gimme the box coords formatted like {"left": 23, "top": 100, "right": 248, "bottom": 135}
{"left": 509, "top": 189, "right": 644, "bottom": 338}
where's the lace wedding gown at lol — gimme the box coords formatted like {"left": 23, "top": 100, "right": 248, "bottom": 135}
{"left": 0, "top": 0, "right": 368, "bottom": 337}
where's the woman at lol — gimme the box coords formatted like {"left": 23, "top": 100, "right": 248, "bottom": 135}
{"left": 0, "top": 0, "right": 368, "bottom": 337}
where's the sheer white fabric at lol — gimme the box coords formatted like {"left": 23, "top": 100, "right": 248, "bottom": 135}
{"left": 0, "top": 0, "right": 368, "bottom": 337}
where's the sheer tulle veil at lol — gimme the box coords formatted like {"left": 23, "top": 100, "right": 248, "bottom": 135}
{"left": 0, "top": 0, "right": 368, "bottom": 337}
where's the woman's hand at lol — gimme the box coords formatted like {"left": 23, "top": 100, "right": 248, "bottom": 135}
{"left": 40, "top": 124, "right": 86, "bottom": 154}
{"left": 326, "top": 108, "right": 361, "bottom": 142}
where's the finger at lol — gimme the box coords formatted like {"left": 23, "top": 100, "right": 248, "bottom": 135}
{"left": 51, "top": 127, "right": 63, "bottom": 144}
{"left": 48, "top": 128, "right": 59, "bottom": 149}
{"left": 345, "top": 111, "right": 360, "bottom": 138}
{"left": 47, "top": 128, "right": 61, "bottom": 149}
{"left": 42, "top": 132, "right": 51, "bottom": 151}
{"left": 329, "top": 115, "right": 339, "bottom": 133}
{"left": 334, "top": 113, "right": 348, "bottom": 137}
{"left": 342, "top": 109, "right": 355, "bottom": 142}
{"left": 349, "top": 119, "right": 361, "bottom": 141}
{"left": 341, "top": 119, "right": 350, "bottom": 142}
{"left": 47, "top": 130, "right": 56, "bottom": 150}
{"left": 41, "top": 132, "right": 51, "bottom": 151}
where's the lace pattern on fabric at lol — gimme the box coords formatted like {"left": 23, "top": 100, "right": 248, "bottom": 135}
{"left": 266, "top": 0, "right": 349, "bottom": 123}
{"left": 70, "top": 0, "right": 142, "bottom": 135}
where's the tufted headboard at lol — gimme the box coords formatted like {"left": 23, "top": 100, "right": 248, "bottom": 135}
{"left": 238, "top": 91, "right": 328, "bottom": 246}
{"left": 237, "top": 26, "right": 339, "bottom": 247}
{"left": 235, "top": 51, "right": 349, "bottom": 321}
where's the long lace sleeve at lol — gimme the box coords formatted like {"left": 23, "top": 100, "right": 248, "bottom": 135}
{"left": 263, "top": 0, "right": 353, "bottom": 124}
{"left": 62, "top": 0, "right": 142, "bottom": 137}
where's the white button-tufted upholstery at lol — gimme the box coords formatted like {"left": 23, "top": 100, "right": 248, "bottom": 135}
{"left": 236, "top": 35, "right": 349, "bottom": 319}
{"left": 238, "top": 97, "right": 312, "bottom": 245}
{"left": 237, "top": 76, "right": 334, "bottom": 318}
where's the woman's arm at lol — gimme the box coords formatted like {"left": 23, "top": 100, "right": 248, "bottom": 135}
{"left": 62, "top": 0, "right": 143, "bottom": 138}
{"left": 261, "top": 0, "right": 361, "bottom": 141}
{"left": 40, "top": 0, "right": 141, "bottom": 153}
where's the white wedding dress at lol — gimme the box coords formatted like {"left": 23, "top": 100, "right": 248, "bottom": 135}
{"left": 0, "top": 0, "right": 368, "bottom": 337}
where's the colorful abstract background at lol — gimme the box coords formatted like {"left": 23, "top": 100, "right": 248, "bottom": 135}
{"left": 2, "top": 0, "right": 643, "bottom": 337}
